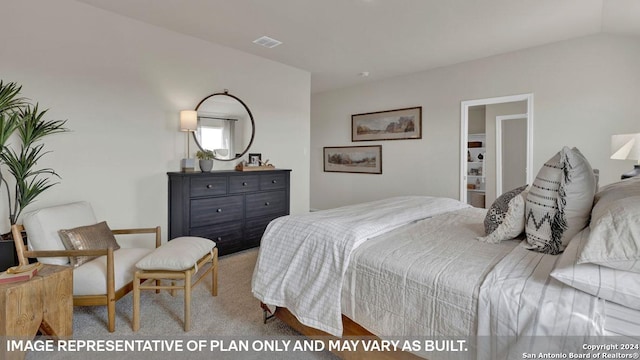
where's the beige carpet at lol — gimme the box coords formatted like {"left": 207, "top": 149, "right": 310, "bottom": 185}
{"left": 26, "top": 249, "right": 338, "bottom": 360}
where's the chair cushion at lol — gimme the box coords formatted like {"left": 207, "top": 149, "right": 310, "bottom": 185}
{"left": 136, "top": 237, "right": 216, "bottom": 271}
{"left": 59, "top": 221, "right": 121, "bottom": 268}
{"left": 73, "top": 248, "right": 153, "bottom": 296}
{"left": 23, "top": 201, "right": 97, "bottom": 265}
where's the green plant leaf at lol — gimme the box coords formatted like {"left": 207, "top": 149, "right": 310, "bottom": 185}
{"left": 18, "top": 104, "right": 68, "bottom": 146}
{"left": 0, "top": 81, "right": 27, "bottom": 115}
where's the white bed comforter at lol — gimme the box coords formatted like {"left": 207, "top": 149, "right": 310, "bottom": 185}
{"left": 477, "top": 241, "right": 605, "bottom": 359}
{"left": 342, "top": 207, "right": 518, "bottom": 340}
{"left": 251, "top": 196, "right": 470, "bottom": 336}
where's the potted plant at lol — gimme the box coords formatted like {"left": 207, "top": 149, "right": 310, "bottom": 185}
{"left": 0, "top": 81, "right": 26, "bottom": 271}
{"left": 196, "top": 150, "right": 215, "bottom": 172}
{"left": 0, "top": 80, "right": 68, "bottom": 271}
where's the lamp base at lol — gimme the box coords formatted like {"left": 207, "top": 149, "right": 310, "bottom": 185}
{"left": 621, "top": 164, "right": 640, "bottom": 180}
{"left": 181, "top": 158, "right": 195, "bottom": 173}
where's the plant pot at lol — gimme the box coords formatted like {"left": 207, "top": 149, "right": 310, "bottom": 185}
{"left": 199, "top": 159, "right": 214, "bottom": 172}
{"left": 0, "top": 239, "right": 18, "bottom": 272}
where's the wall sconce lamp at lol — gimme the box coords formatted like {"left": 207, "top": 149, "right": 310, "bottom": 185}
{"left": 611, "top": 133, "right": 640, "bottom": 180}
{"left": 180, "top": 110, "right": 197, "bottom": 172}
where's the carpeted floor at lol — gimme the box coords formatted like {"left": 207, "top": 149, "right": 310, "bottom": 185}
{"left": 26, "top": 248, "right": 338, "bottom": 360}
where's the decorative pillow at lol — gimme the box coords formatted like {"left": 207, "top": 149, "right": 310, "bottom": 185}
{"left": 136, "top": 236, "right": 216, "bottom": 271}
{"left": 551, "top": 228, "right": 640, "bottom": 310}
{"left": 578, "top": 179, "right": 640, "bottom": 273}
{"left": 524, "top": 147, "right": 596, "bottom": 255}
{"left": 477, "top": 186, "right": 528, "bottom": 244}
{"left": 58, "top": 221, "right": 120, "bottom": 268}
{"left": 483, "top": 184, "right": 528, "bottom": 235}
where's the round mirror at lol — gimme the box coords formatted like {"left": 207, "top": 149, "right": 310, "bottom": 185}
{"left": 193, "top": 91, "right": 255, "bottom": 161}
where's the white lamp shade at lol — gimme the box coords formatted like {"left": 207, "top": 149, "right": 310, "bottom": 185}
{"left": 611, "top": 133, "right": 640, "bottom": 161}
{"left": 180, "top": 110, "right": 198, "bottom": 132}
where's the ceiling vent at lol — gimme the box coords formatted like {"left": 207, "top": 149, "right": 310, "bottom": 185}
{"left": 253, "top": 36, "right": 282, "bottom": 49}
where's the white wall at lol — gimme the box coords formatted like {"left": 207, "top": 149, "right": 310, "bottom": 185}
{"left": 311, "top": 34, "right": 640, "bottom": 210}
{"left": 0, "top": 0, "right": 310, "bottom": 236}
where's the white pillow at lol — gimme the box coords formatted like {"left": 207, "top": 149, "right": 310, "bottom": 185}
{"left": 578, "top": 194, "right": 640, "bottom": 273}
{"left": 23, "top": 201, "right": 98, "bottom": 265}
{"left": 136, "top": 237, "right": 216, "bottom": 271}
{"left": 478, "top": 189, "right": 527, "bottom": 244}
{"left": 525, "top": 147, "right": 595, "bottom": 254}
{"left": 551, "top": 228, "right": 640, "bottom": 310}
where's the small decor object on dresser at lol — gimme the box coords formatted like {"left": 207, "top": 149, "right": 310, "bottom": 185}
{"left": 196, "top": 150, "right": 214, "bottom": 172}
{"left": 248, "top": 153, "right": 262, "bottom": 166}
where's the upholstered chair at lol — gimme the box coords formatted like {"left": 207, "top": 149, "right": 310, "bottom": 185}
{"left": 11, "top": 201, "right": 160, "bottom": 332}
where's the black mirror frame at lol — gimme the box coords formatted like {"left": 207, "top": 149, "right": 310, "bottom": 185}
{"left": 192, "top": 91, "right": 256, "bottom": 162}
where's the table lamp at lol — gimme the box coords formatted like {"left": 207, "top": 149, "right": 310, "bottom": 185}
{"left": 180, "top": 110, "right": 197, "bottom": 172}
{"left": 611, "top": 133, "right": 640, "bottom": 179}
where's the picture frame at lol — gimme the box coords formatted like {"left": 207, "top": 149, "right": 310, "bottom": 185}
{"left": 248, "top": 153, "right": 262, "bottom": 166}
{"left": 323, "top": 145, "right": 382, "bottom": 174}
{"left": 351, "top": 106, "right": 422, "bottom": 142}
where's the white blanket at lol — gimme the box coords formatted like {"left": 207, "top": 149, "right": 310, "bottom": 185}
{"left": 342, "top": 207, "right": 519, "bottom": 360}
{"left": 342, "top": 207, "right": 518, "bottom": 339}
{"left": 477, "top": 242, "right": 605, "bottom": 359}
{"left": 252, "top": 196, "right": 470, "bottom": 336}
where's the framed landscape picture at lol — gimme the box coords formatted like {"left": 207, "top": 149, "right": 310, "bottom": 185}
{"left": 352, "top": 106, "right": 422, "bottom": 141}
{"left": 323, "top": 145, "right": 382, "bottom": 174}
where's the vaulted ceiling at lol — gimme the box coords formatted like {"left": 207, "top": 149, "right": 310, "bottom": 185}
{"left": 76, "top": 0, "right": 640, "bottom": 93}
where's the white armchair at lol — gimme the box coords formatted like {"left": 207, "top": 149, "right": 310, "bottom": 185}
{"left": 11, "top": 201, "right": 160, "bottom": 332}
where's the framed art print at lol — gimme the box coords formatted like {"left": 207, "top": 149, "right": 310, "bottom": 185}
{"left": 323, "top": 145, "right": 382, "bottom": 174}
{"left": 352, "top": 106, "right": 422, "bottom": 141}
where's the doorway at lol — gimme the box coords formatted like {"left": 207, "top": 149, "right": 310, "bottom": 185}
{"left": 496, "top": 114, "right": 528, "bottom": 196}
{"left": 460, "top": 94, "right": 533, "bottom": 207}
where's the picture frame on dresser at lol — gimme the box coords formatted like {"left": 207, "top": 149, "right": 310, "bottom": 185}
{"left": 167, "top": 169, "right": 291, "bottom": 256}
{"left": 248, "top": 153, "right": 262, "bottom": 166}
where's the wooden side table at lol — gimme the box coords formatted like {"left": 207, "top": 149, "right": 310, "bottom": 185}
{"left": 0, "top": 265, "right": 73, "bottom": 360}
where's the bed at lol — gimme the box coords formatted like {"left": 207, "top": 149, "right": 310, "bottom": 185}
{"left": 252, "top": 149, "right": 640, "bottom": 360}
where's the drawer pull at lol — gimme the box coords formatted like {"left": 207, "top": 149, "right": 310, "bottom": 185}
{"left": 271, "top": 179, "right": 277, "bottom": 184}
{"left": 217, "top": 237, "right": 222, "bottom": 241}
{"left": 242, "top": 182, "right": 248, "bottom": 186}
{"left": 264, "top": 202, "right": 270, "bottom": 206}
{"left": 216, "top": 208, "right": 223, "bottom": 213}
{"left": 206, "top": 184, "right": 213, "bottom": 189}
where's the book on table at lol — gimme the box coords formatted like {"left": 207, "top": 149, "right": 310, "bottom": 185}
{"left": 0, "top": 262, "right": 42, "bottom": 284}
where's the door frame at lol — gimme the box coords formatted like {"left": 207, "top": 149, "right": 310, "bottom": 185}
{"left": 496, "top": 114, "right": 528, "bottom": 196}
{"left": 459, "top": 93, "right": 534, "bottom": 203}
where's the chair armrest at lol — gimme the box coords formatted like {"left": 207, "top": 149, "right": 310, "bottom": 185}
{"left": 111, "top": 226, "right": 161, "bottom": 248}
{"left": 24, "top": 248, "right": 109, "bottom": 259}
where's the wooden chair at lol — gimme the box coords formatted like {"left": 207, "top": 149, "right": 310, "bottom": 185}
{"left": 11, "top": 201, "right": 160, "bottom": 332}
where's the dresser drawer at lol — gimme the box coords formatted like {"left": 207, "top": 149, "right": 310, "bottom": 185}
{"left": 245, "top": 214, "right": 283, "bottom": 240}
{"left": 190, "top": 177, "right": 227, "bottom": 197}
{"left": 189, "top": 221, "right": 243, "bottom": 244}
{"left": 229, "top": 175, "right": 260, "bottom": 193}
{"left": 260, "top": 173, "right": 287, "bottom": 190}
{"left": 190, "top": 195, "right": 243, "bottom": 227}
{"left": 246, "top": 190, "right": 287, "bottom": 218}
